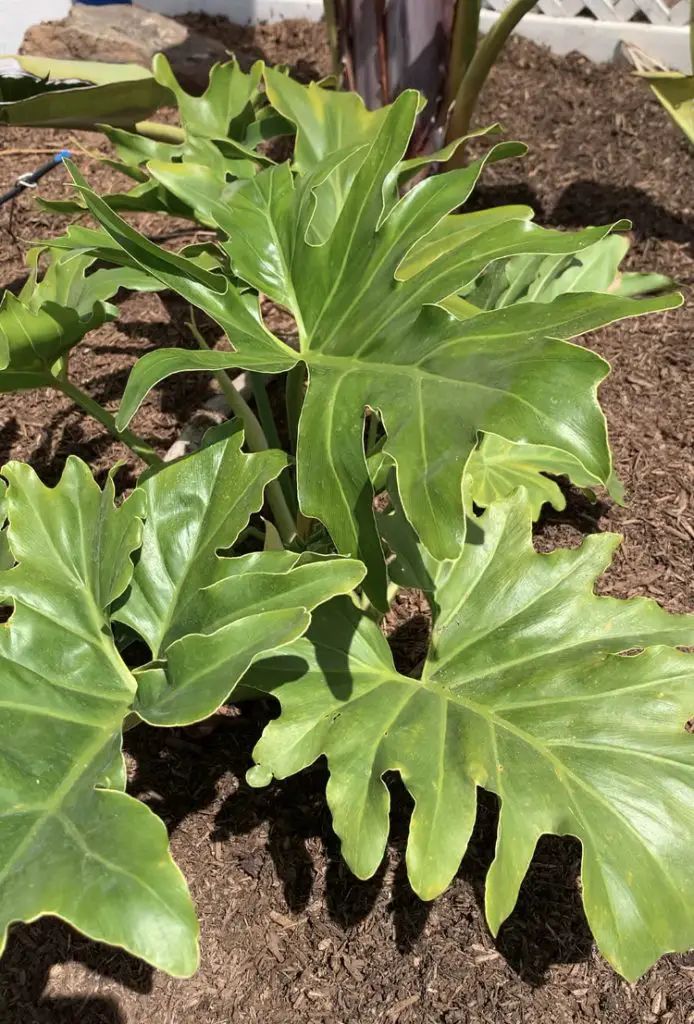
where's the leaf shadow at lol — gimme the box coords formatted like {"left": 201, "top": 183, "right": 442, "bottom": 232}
{"left": 0, "top": 401, "right": 140, "bottom": 488}
{"left": 125, "top": 700, "right": 428, "bottom": 951}
{"left": 456, "top": 789, "right": 594, "bottom": 984}
{"left": 551, "top": 180, "right": 694, "bottom": 251}
{"left": 127, "top": 688, "right": 595, "bottom": 984}
{"left": 0, "top": 271, "right": 31, "bottom": 297}
{"left": 468, "top": 177, "right": 694, "bottom": 255}
{"left": 0, "top": 918, "right": 152, "bottom": 1024}
{"left": 534, "top": 481, "right": 612, "bottom": 547}
{"left": 0, "top": 419, "right": 20, "bottom": 465}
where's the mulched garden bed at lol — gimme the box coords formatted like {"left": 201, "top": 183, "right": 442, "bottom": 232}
{"left": 0, "top": 18, "right": 693, "bottom": 1024}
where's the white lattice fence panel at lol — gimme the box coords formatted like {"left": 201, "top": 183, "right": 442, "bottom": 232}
{"left": 480, "top": 0, "right": 692, "bottom": 70}
{"left": 482, "top": 0, "right": 689, "bottom": 20}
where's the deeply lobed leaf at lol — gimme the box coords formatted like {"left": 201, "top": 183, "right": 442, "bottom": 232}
{"left": 0, "top": 429, "right": 363, "bottom": 969}
{"left": 0, "top": 458, "right": 198, "bottom": 976}
{"left": 115, "top": 423, "right": 365, "bottom": 725}
{"left": 246, "top": 490, "right": 694, "bottom": 980}
{"left": 69, "top": 79, "right": 680, "bottom": 606}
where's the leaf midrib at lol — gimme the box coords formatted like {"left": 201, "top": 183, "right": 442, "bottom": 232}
{"left": 0, "top": 717, "right": 125, "bottom": 891}
{"left": 347, "top": 665, "right": 692, "bottom": 883}
{"left": 305, "top": 351, "right": 565, "bottom": 433}
{"left": 144, "top": 464, "right": 262, "bottom": 655}
{"left": 305, "top": 110, "right": 411, "bottom": 349}
{"left": 300, "top": 146, "right": 510, "bottom": 357}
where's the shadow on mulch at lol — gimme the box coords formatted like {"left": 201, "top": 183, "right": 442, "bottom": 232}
{"left": 133, "top": 712, "right": 593, "bottom": 981}
{"left": 533, "top": 482, "right": 612, "bottom": 552}
{"left": 552, "top": 181, "right": 694, "bottom": 251}
{"left": 0, "top": 404, "right": 129, "bottom": 488}
{"left": 471, "top": 179, "right": 694, "bottom": 253}
{"left": 0, "top": 919, "right": 152, "bottom": 1024}
{"left": 0, "top": 704, "right": 608, "bottom": 1021}
{"left": 120, "top": 716, "right": 594, "bottom": 974}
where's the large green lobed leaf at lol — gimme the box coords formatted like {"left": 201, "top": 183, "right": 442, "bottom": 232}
{"left": 68, "top": 77, "right": 680, "bottom": 606}
{"left": 246, "top": 491, "right": 694, "bottom": 980}
{"left": 0, "top": 458, "right": 198, "bottom": 976}
{"left": 0, "top": 429, "right": 363, "bottom": 970}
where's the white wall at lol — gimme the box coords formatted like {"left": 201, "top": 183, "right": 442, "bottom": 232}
{"left": 138, "top": 0, "right": 323, "bottom": 20}
{"left": 480, "top": 10, "right": 692, "bottom": 74}
{"left": 0, "top": 0, "right": 70, "bottom": 53}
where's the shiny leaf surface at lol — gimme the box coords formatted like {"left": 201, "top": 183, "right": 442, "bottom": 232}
{"left": 0, "top": 435, "right": 358, "bottom": 970}
{"left": 116, "top": 426, "right": 364, "bottom": 724}
{"left": 72, "top": 82, "right": 679, "bottom": 607}
{"left": 0, "top": 459, "right": 198, "bottom": 975}
{"left": 246, "top": 491, "right": 694, "bottom": 981}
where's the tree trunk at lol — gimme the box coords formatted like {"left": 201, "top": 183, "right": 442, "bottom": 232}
{"left": 332, "top": 0, "right": 454, "bottom": 143}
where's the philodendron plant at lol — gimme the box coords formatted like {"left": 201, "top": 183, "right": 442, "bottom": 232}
{"left": 0, "top": 64, "right": 692, "bottom": 985}
{"left": 36, "top": 55, "right": 292, "bottom": 223}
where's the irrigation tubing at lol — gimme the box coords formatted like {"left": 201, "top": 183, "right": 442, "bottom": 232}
{"left": 0, "top": 149, "right": 72, "bottom": 208}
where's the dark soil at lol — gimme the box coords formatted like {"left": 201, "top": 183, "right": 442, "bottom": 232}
{"left": 1, "top": 19, "right": 694, "bottom": 1024}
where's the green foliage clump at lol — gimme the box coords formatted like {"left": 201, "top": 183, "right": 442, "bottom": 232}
{"left": 0, "top": 56, "right": 691, "bottom": 984}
